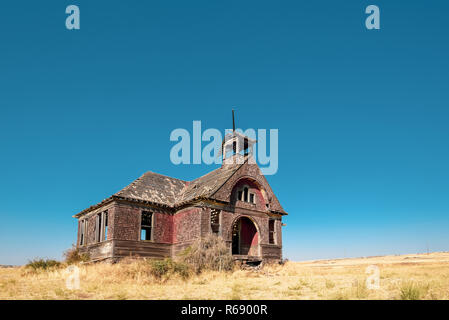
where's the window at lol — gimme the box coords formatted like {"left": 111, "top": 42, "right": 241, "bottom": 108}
{"left": 249, "top": 193, "right": 255, "bottom": 204}
{"left": 95, "top": 213, "right": 102, "bottom": 243}
{"left": 79, "top": 220, "right": 86, "bottom": 246}
{"left": 103, "top": 211, "right": 108, "bottom": 241}
{"left": 210, "top": 209, "right": 220, "bottom": 233}
{"left": 243, "top": 187, "right": 248, "bottom": 202}
{"left": 141, "top": 211, "right": 153, "bottom": 241}
{"left": 237, "top": 185, "right": 256, "bottom": 204}
{"left": 94, "top": 211, "right": 108, "bottom": 243}
{"left": 269, "top": 219, "right": 276, "bottom": 244}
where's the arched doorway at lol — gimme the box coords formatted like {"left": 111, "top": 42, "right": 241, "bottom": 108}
{"left": 231, "top": 216, "right": 259, "bottom": 256}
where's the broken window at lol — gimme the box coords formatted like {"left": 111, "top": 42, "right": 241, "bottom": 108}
{"left": 95, "top": 213, "right": 102, "bottom": 243}
{"left": 210, "top": 209, "right": 220, "bottom": 233}
{"left": 103, "top": 211, "right": 108, "bottom": 241}
{"left": 93, "top": 211, "right": 108, "bottom": 243}
{"left": 249, "top": 193, "right": 255, "bottom": 204}
{"left": 79, "top": 220, "right": 86, "bottom": 246}
{"left": 269, "top": 219, "right": 276, "bottom": 244}
{"left": 141, "top": 211, "right": 153, "bottom": 241}
{"left": 237, "top": 185, "right": 256, "bottom": 204}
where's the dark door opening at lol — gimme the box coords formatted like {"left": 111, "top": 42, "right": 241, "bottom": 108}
{"left": 231, "top": 217, "right": 259, "bottom": 256}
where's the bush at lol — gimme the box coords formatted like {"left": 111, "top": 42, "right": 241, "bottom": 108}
{"left": 172, "top": 261, "right": 191, "bottom": 279}
{"left": 149, "top": 259, "right": 171, "bottom": 279}
{"left": 26, "top": 258, "right": 61, "bottom": 271}
{"left": 178, "top": 234, "right": 234, "bottom": 273}
{"left": 63, "top": 245, "right": 90, "bottom": 264}
{"left": 148, "top": 258, "right": 192, "bottom": 280}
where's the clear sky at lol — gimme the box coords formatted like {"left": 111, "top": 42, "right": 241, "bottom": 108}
{"left": 0, "top": 1, "right": 448, "bottom": 265}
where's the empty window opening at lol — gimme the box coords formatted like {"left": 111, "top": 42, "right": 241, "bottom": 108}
{"left": 249, "top": 193, "right": 255, "bottom": 204}
{"left": 210, "top": 209, "right": 220, "bottom": 233}
{"left": 79, "top": 220, "right": 86, "bottom": 246}
{"left": 237, "top": 185, "right": 256, "bottom": 204}
{"left": 243, "top": 187, "right": 248, "bottom": 202}
{"left": 95, "top": 213, "right": 102, "bottom": 243}
{"left": 141, "top": 211, "right": 153, "bottom": 241}
{"left": 103, "top": 211, "right": 108, "bottom": 241}
{"left": 269, "top": 219, "right": 276, "bottom": 244}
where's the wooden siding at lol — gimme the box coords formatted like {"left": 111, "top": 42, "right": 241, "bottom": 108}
{"left": 113, "top": 240, "right": 171, "bottom": 259}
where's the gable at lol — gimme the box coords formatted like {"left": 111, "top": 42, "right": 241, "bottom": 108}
{"left": 210, "top": 159, "right": 287, "bottom": 215}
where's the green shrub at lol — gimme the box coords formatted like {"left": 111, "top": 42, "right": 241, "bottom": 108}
{"left": 178, "top": 234, "right": 234, "bottom": 273}
{"left": 149, "top": 259, "right": 172, "bottom": 279}
{"left": 172, "top": 261, "right": 191, "bottom": 279}
{"left": 148, "top": 258, "right": 192, "bottom": 280}
{"left": 26, "top": 258, "right": 61, "bottom": 271}
{"left": 63, "top": 245, "right": 90, "bottom": 264}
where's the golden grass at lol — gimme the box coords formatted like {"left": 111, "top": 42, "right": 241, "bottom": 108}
{"left": 1, "top": 252, "right": 449, "bottom": 300}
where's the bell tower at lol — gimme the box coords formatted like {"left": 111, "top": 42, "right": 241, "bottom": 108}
{"left": 222, "top": 110, "right": 256, "bottom": 166}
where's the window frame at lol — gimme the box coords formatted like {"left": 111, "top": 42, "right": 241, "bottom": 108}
{"left": 268, "top": 219, "right": 276, "bottom": 244}
{"left": 210, "top": 208, "right": 221, "bottom": 234}
{"left": 236, "top": 184, "right": 256, "bottom": 205}
{"left": 102, "top": 211, "right": 108, "bottom": 241}
{"left": 79, "top": 219, "right": 87, "bottom": 246}
{"left": 140, "top": 211, "right": 154, "bottom": 241}
{"left": 95, "top": 213, "right": 102, "bottom": 243}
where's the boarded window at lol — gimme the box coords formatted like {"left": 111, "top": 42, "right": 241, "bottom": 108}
{"left": 141, "top": 211, "right": 153, "bottom": 241}
{"left": 269, "top": 219, "right": 275, "bottom": 244}
{"left": 210, "top": 209, "right": 220, "bottom": 233}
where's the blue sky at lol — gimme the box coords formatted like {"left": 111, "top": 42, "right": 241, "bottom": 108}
{"left": 0, "top": 1, "right": 448, "bottom": 265}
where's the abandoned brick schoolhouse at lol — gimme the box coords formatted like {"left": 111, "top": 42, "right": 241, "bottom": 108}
{"left": 73, "top": 127, "right": 287, "bottom": 263}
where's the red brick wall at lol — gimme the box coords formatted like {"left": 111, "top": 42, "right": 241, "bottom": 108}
{"left": 153, "top": 212, "right": 173, "bottom": 243}
{"left": 172, "top": 207, "right": 201, "bottom": 243}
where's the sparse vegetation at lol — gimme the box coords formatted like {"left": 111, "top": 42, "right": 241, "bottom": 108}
{"left": 178, "top": 234, "right": 234, "bottom": 273}
{"left": 148, "top": 258, "right": 191, "bottom": 280}
{"left": 400, "top": 281, "right": 426, "bottom": 300}
{"left": 64, "top": 245, "right": 90, "bottom": 265}
{"left": 1, "top": 252, "right": 448, "bottom": 299}
{"left": 25, "top": 258, "right": 61, "bottom": 271}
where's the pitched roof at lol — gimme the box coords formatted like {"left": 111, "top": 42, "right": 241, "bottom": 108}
{"left": 74, "top": 156, "right": 288, "bottom": 217}
{"left": 178, "top": 162, "right": 242, "bottom": 204}
{"left": 74, "top": 163, "right": 244, "bottom": 217}
{"left": 114, "top": 171, "right": 187, "bottom": 206}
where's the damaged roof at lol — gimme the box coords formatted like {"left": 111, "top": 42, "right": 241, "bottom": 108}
{"left": 114, "top": 171, "right": 187, "bottom": 206}
{"left": 74, "top": 155, "right": 287, "bottom": 217}
{"left": 114, "top": 163, "right": 241, "bottom": 206}
{"left": 74, "top": 162, "right": 243, "bottom": 217}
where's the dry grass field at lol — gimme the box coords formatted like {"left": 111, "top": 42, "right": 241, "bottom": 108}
{"left": 1, "top": 252, "right": 449, "bottom": 300}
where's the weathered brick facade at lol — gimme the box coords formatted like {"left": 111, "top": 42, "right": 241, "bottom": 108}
{"left": 74, "top": 134, "right": 287, "bottom": 263}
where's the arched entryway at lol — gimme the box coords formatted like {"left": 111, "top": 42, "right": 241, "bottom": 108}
{"left": 231, "top": 216, "right": 259, "bottom": 257}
